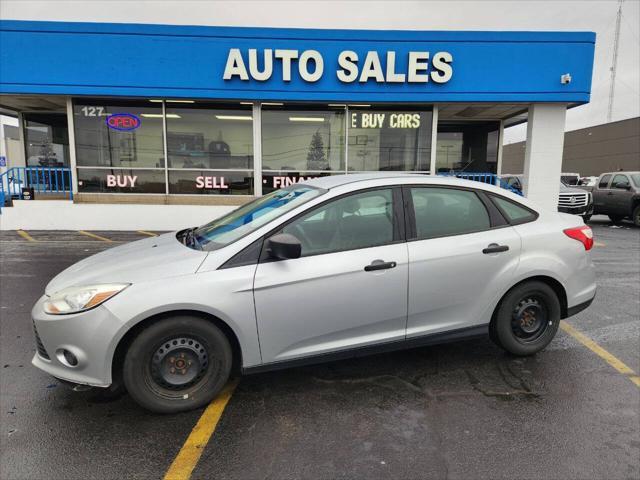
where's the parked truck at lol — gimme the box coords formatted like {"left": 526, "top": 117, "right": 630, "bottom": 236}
{"left": 578, "top": 171, "right": 640, "bottom": 226}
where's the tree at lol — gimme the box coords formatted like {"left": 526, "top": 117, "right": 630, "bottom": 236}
{"left": 306, "top": 130, "right": 328, "bottom": 170}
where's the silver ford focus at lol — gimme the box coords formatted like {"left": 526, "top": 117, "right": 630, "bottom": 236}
{"left": 32, "top": 174, "right": 596, "bottom": 413}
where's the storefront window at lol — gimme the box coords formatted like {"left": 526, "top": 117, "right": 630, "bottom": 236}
{"left": 24, "top": 113, "right": 69, "bottom": 167}
{"left": 436, "top": 121, "right": 500, "bottom": 174}
{"left": 347, "top": 109, "right": 432, "bottom": 172}
{"left": 261, "top": 108, "right": 345, "bottom": 193}
{"left": 165, "top": 103, "right": 253, "bottom": 169}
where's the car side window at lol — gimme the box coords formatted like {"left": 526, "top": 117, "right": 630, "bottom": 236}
{"left": 491, "top": 195, "right": 537, "bottom": 224}
{"left": 410, "top": 187, "right": 491, "bottom": 239}
{"left": 612, "top": 174, "right": 630, "bottom": 189}
{"left": 281, "top": 189, "right": 395, "bottom": 257}
{"left": 598, "top": 174, "right": 612, "bottom": 189}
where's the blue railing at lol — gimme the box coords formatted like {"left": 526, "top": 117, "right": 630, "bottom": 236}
{"left": 0, "top": 166, "right": 74, "bottom": 204}
{"left": 439, "top": 171, "right": 522, "bottom": 195}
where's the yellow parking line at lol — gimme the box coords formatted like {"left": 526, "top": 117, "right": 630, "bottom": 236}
{"left": 138, "top": 230, "right": 158, "bottom": 237}
{"left": 16, "top": 230, "right": 36, "bottom": 242}
{"left": 560, "top": 321, "right": 640, "bottom": 388}
{"left": 163, "top": 380, "right": 238, "bottom": 480}
{"left": 77, "top": 230, "right": 113, "bottom": 242}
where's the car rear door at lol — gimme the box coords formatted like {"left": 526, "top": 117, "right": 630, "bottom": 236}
{"left": 253, "top": 187, "right": 409, "bottom": 365}
{"left": 404, "top": 186, "right": 522, "bottom": 338}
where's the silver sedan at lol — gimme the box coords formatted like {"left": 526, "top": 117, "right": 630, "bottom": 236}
{"left": 32, "top": 174, "right": 597, "bottom": 413}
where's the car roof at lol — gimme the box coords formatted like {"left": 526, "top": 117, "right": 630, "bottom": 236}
{"left": 298, "top": 173, "right": 525, "bottom": 200}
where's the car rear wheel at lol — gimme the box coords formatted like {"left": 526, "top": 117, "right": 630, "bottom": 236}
{"left": 492, "top": 281, "right": 561, "bottom": 356}
{"left": 123, "top": 315, "right": 232, "bottom": 414}
{"left": 633, "top": 205, "right": 640, "bottom": 227}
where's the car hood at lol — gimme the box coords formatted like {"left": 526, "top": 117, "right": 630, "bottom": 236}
{"left": 45, "top": 232, "right": 208, "bottom": 295}
{"left": 559, "top": 183, "right": 586, "bottom": 193}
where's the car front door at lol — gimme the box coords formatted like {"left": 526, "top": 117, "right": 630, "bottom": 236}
{"left": 593, "top": 174, "right": 612, "bottom": 214}
{"left": 253, "top": 187, "right": 409, "bottom": 365}
{"left": 404, "top": 186, "right": 522, "bottom": 338}
{"left": 610, "top": 174, "right": 632, "bottom": 216}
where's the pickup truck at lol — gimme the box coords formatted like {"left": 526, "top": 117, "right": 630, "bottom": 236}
{"left": 578, "top": 171, "right": 640, "bottom": 226}
{"left": 500, "top": 175, "right": 594, "bottom": 221}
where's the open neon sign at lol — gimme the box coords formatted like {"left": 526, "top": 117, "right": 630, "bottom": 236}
{"left": 106, "top": 113, "right": 141, "bottom": 131}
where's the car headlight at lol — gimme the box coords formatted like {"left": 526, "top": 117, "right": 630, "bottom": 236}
{"left": 43, "top": 284, "right": 130, "bottom": 315}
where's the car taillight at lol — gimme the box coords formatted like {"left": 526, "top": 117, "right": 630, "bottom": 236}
{"left": 563, "top": 225, "right": 594, "bottom": 251}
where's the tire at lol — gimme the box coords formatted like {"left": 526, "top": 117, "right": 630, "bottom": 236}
{"left": 492, "top": 281, "right": 561, "bottom": 356}
{"left": 608, "top": 215, "right": 624, "bottom": 224}
{"left": 581, "top": 214, "right": 592, "bottom": 223}
{"left": 123, "top": 315, "right": 233, "bottom": 414}
{"left": 633, "top": 205, "right": 640, "bottom": 227}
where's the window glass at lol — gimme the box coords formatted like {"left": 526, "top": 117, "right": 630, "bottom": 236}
{"left": 262, "top": 171, "right": 336, "bottom": 195}
{"left": 348, "top": 110, "right": 432, "bottom": 172}
{"left": 77, "top": 168, "right": 166, "bottom": 194}
{"left": 282, "top": 189, "right": 394, "bottom": 256}
{"left": 612, "top": 174, "right": 630, "bottom": 189}
{"left": 165, "top": 104, "right": 253, "bottom": 169}
{"left": 491, "top": 196, "right": 536, "bottom": 223}
{"left": 24, "top": 113, "right": 69, "bottom": 167}
{"left": 631, "top": 174, "right": 640, "bottom": 188}
{"left": 598, "top": 174, "right": 612, "bottom": 189}
{"left": 262, "top": 109, "right": 345, "bottom": 174}
{"left": 168, "top": 170, "right": 253, "bottom": 195}
{"left": 74, "top": 100, "right": 165, "bottom": 168}
{"left": 411, "top": 188, "right": 490, "bottom": 239}
{"left": 436, "top": 121, "right": 499, "bottom": 174}
{"left": 193, "top": 185, "right": 325, "bottom": 250}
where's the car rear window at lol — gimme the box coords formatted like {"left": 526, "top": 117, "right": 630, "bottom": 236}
{"left": 491, "top": 196, "right": 537, "bottom": 224}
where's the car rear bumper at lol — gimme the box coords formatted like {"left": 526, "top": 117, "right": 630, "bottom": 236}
{"left": 566, "top": 295, "right": 595, "bottom": 318}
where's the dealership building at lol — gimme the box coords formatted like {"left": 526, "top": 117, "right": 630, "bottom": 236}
{"left": 0, "top": 20, "right": 595, "bottom": 229}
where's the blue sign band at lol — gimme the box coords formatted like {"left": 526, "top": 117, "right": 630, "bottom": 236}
{"left": 0, "top": 20, "right": 595, "bottom": 103}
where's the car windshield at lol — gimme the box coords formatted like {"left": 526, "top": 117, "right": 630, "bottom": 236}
{"left": 185, "top": 185, "right": 326, "bottom": 251}
{"left": 631, "top": 174, "right": 640, "bottom": 188}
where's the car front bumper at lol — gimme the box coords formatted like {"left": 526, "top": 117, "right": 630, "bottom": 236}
{"left": 31, "top": 295, "right": 121, "bottom": 387}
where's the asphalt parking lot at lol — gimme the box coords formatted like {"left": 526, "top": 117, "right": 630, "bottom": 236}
{"left": 1, "top": 217, "right": 639, "bottom": 480}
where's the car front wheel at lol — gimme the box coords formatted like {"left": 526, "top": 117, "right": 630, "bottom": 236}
{"left": 123, "top": 315, "right": 233, "bottom": 413}
{"left": 633, "top": 205, "right": 640, "bottom": 227}
{"left": 608, "top": 214, "right": 624, "bottom": 224}
{"left": 491, "top": 281, "right": 561, "bottom": 356}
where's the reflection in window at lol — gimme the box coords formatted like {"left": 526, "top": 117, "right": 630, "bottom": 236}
{"left": 282, "top": 188, "right": 394, "bottom": 256}
{"left": 165, "top": 104, "right": 253, "bottom": 170}
{"left": 74, "top": 100, "right": 165, "bottom": 168}
{"left": 262, "top": 109, "right": 345, "bottom": 173}
{"left": 436, "top": 122, "right": 500, "bottom": 174}
{"left": 24, "top": 113, "right": 69, "bottom": 167}
{"left": 347, "top": 110, "right": 432, "bottom": 172}
{"left": 410, "top": 187, "right": 490, "bottom": 239}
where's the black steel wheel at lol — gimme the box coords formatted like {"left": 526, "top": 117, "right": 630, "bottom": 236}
{"left": 123, "top": 316, "right": 232, "bottom": 413}
{"left": 492, "top": 281, "right": 561, "bottom": 356}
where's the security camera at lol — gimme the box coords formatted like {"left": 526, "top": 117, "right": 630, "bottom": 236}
{"left": 561, "top": 73, "right": 572, "bottom": 84}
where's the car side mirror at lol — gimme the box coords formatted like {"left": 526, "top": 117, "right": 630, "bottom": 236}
{"left": 267, "top": 233, "right": 302, "bottom": 260}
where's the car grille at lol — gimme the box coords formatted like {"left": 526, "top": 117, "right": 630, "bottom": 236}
{"left": 32, "top": 321, "right": 50, "bottom": 360}
{"left": 558, "top": 192, "right": 589, "bottom": 208}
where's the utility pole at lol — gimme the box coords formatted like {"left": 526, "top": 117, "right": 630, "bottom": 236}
{"left": 607, "top": 0, "right": 624, "bottom": 123}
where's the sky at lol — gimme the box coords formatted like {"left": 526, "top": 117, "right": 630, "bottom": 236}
{"left": 2, "top": 0, "right": 639, "bottom": 143}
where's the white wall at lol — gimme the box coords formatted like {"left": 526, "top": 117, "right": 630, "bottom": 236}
{"left": 0, "top": 200, "right": 235, "bottom": 231}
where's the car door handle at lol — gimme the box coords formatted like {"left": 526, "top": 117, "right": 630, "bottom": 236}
{"left": 364, "top": 260, "right": 397, "bottom": 271}
{"left": 482, "top": 243, "right": 509, "bottom": 254}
